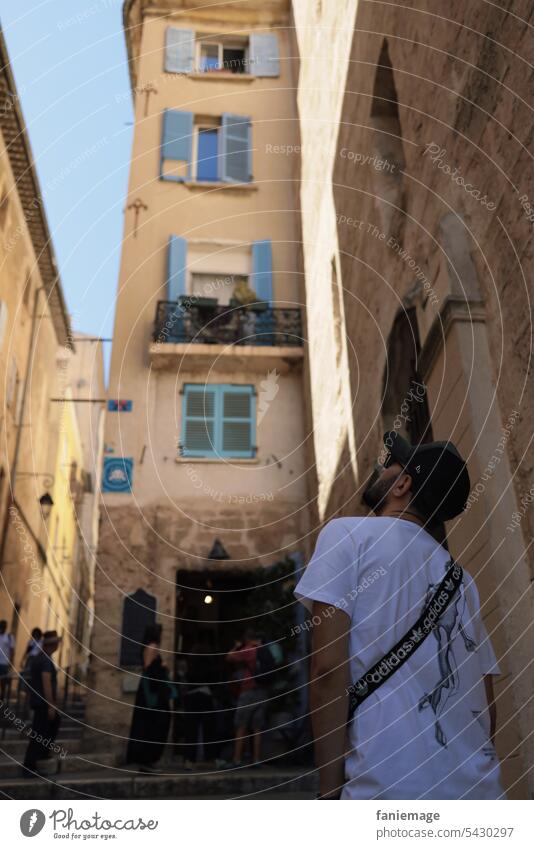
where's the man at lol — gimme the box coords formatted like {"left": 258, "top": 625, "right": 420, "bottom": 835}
{"left": 22, "top": 630, "right": 62, "bottom": 778}
{"left": 0, "top": 619, "right": 15, "bottom": 702}
{"left": 295, "top": 432, "right": 503, "bottom": 800}
{"left": 225, "top": 629, "right": 267, "bottom": 767}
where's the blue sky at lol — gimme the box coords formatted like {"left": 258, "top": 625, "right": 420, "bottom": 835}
{"left": 0, "top": 0, "right": 134, "bottom": 377}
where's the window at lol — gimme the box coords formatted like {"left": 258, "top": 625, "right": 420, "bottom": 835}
{"left": 181, "top": 384, "right": 256, "bottom": 458}
{"left": 198, "top": 40, "right": 247, "bottom": 74}
{"left": 190, "top": 272, "right": 248, "bottom": 305}
{"left": 195, "top": 125, "right": 220, "bottom": 181}
{"left": 165, "top": 236, "right": 273, "bottom": 304}
{"left": 161, "top": 111, "right": 251, "bottom": 184}
{"left": 165, "top": 28, "right": 280, "bottom": 77}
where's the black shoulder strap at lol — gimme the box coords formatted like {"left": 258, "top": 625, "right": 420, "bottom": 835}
{"left": 347, "top": 558, "right": 463, "bottom": 722}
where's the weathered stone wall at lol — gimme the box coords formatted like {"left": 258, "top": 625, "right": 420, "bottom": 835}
{"left": 85, "top": 496, "right": 308, "bottom": 748}
{"left": 294, "top": 0, "right": 534, "bottom": 798}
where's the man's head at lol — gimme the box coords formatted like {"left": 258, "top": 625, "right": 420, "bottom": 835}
{"left": 31, "top": 627, "right": 42, "bottom": 641}
{"left": 363, "top": 431, "right": 471, "bottom": 522}
{"left": 362, "top": 458, "right": 421, "bottom": 517}
{"left": 243, "top": 628, "right": 258, "bottom": 646}
{"left": 42, "top": 630, "right": 61, "bottom": 655}
{"left": 0, "top": 620, "right": 7, "bottom": 635}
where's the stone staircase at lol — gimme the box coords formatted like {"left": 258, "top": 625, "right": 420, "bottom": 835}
{"left": 0, "top": 699, "right": 318, "bottom": 799}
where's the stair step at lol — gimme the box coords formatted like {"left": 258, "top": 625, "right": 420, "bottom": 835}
{"left": 0, "top": 738, "right": 84, "bottom": 757}
{"left": 0, "top": 751, "right": 118, "bottom": 779}
{"left": 0, "top": 766, "right": 318, "bottom": 800}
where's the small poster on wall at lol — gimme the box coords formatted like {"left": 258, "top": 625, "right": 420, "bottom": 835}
{"left": 108, "top": 399, "right": 133, "bottom": 412}
{"left": 102, "top": 457, "right": 133, "bottom": 493}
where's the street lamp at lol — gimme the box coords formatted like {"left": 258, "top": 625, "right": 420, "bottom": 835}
{"left": 39, "top": 491, "right": 54, "bottom": 521}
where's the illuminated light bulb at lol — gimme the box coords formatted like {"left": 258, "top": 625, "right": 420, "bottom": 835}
{"left": 204, "top": 594, "right": 213, "bottom": 605}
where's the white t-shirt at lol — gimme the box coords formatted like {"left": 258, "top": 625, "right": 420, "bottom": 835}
{"left": 295, "top": 517, "right": 504, "bottom": 800}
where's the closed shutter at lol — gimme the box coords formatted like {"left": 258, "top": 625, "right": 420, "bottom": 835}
{"left": 221, "top": 387, "right": 254, "bottom": 457}
{"left": 165, "top": 28, "right": 195, "bottom": 74}
{"left": 161, "top": 109, "right": 193, "bottom": 180}
{"left": 181, "top": 385, "right": 255, "bottom": 458}
{"left": 220, "top": 114, "right": 251, "bottom": 183}
{"left": 252, "top": 239, "right": 273, "bottom": 303}
{"left": 167, "top": 236, "right": 187, "bottom": 300}
{"left": 182, "top": 386, "right": 217, "bottom": 456}
{"left": 249, "top": 33, "right": 280, "bottom": 77}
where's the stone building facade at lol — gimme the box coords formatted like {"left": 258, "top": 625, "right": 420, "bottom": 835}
{"left": 86, "top": 0, "right": 310, "bottom": 748}
{"left": 0, "top": 29, "right": 104, "bottom": 694}
{"left": 292, "top": 0, "right": 534, "bottom": 798}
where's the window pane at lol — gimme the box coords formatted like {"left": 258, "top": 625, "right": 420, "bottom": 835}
{"left": 197, "top": 128, "right": 219, "bottom": 181}
{"left": 223, "top": 391, "right": 251, "bottom": 418}
{"left": 185, "top": 418, "right": 215, "bottom": 452}
{"left": 190, "top": 273, "right": 245, "bottom": 305}
{"left": 200, "top": 44, "right": 219, "bottom": 72}
{"left": 223, "top": 47, "right": 246, "bottom": 74}
{"left": 222, "top": 421, "right": 251, "bottom": 453}
{"left": 186, "top": 389, "right": 215, "bottom": 418}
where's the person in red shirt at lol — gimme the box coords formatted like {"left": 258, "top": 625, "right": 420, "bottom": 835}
{"left": 225, "top": 629, "right": 266, "bottom": 767}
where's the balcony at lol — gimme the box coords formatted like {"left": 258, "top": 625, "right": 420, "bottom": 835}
{"left": 150, "top": 299, "right": 304, "bottom": 373}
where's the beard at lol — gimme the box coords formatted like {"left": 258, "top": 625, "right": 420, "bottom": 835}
{"left": 362, "top": 474, "right": 396, "bottom": 514}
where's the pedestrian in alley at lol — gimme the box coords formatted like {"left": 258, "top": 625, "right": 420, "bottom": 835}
{"left": 0, "top": 619, "right": 15, "bottom": 704}
{"left": 125, "top": 623, "right": 176, "bottom": 774}
{"left": 295, "top": 431, "right": 504, "bottom": 800}
{"left": 22, "top": 630, "right": 62, "bottom": 779}
{"left": 224, "top": 629, "right": 270, "bottom": 768}
{"left": 19, "top": 627, "right": 43, "bottom": 717}
{"left": 182, "top": 641, "right": 218, "bottom": 768}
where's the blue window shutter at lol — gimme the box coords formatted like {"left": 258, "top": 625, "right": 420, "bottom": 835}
{"left": 181, "top": 384, "right": 255, "bottom": 458}
{"left": 167, "top": 236, "right": 187, "bottom": 300}
{"left": 249, "top": 33, "right": 280, "bottom": 77}
{"left": 182, "top": 386, "right": 217, "bottom": 457}
{"left": 252, "top": 240, "right": 273, "bottom": 303}
{"left": 165, "top": 28, "right": 195, "bottom": 73}
{"left": 220, "top": 386, "right": 255, "bottom": 458}
{"left": 161, "top": 110, "right": 193, "bottom": 180}
{"left": 220, "top": 114, "right": 251, "bottom": 183}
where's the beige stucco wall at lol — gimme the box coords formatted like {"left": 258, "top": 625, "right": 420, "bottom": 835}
{"left": 87, "top": 6, "right": 310, "bottom": 741}
{"left": 0, "top": 122, "right": 74, "bottom": 674}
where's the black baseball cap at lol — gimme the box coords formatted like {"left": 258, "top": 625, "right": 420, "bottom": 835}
{"left": 383, "top": 431, "right": 471, "bottom": 521}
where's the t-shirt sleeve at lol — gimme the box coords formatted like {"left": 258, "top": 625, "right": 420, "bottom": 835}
{"left": 464, "top": 573, "right": 500, "bottom": 675}
{"left": 294, "top": 519, "right": 357, "bottom": 616}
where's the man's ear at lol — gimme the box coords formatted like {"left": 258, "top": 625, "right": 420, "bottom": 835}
{"left": 392, "top": 472, "right": 412, "bottom": 498}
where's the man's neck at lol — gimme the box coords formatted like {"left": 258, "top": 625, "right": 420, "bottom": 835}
{"left": 380, "top": 507, "right": 425, "bottom": 527}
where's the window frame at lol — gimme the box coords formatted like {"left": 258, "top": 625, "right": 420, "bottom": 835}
{"left": 196, "top": 38, "right": 249, "bottom": 74}
{"left": 193, "top": 123, "right": 221, "bottom": 182}
{"left": 181, "top": 383, "right": 256, "bottom": 459}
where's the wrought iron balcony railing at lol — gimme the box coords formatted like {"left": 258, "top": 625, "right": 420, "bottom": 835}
{"left": 153, "top": 300, "right": 303, "bottom": 348}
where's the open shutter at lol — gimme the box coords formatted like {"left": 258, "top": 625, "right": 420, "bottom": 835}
{"left": 167, "top": 236, "right": 187, "bottom": 302}
{"left": 252, "top": 239, "right": 273, "bottom": 303}
{"left": 165, "top": 28, "right": 195, "bottom": 73}
{"left": 161, "top": 109, "right": 193, "bottom": 180}
{"left": 220, "top": 386, "right": 255, "bottom": 458}
{"left": 182, "top": 386, "right": 217, "bottom": 456}
{"left": 220, "top": 114, "right": 251, "bottom": 183}
{"left": 249, "top": 33, "right": 280, "bottom": 77}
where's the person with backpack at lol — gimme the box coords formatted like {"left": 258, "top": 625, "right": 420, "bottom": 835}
{"left": 225, "top": 628, "right": 274, "bottom": 768}
{"left": 295, "top": 431, "right": 503, "bottom": 800}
